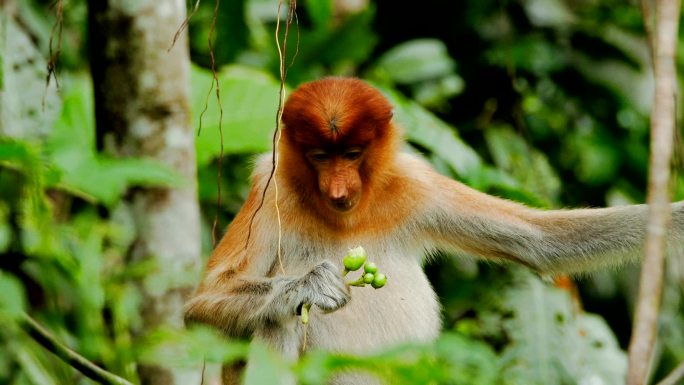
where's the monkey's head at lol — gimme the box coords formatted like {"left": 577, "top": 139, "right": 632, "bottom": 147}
{"left": 281, "top": 77, "right": 398, "bottom": 216}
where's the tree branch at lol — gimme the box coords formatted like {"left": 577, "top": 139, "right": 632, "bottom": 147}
{"left": 20, "top": 313, "right": 134, "bottom": 385}
{"left": 627, "top": 0, "right": 681, "bottom": 384}
{"left": 656, "top": 361, "right": 684, "bottom": 385}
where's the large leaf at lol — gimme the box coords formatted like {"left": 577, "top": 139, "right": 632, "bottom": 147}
{"left": 368, "top": 39, "right": 464, "bottom": 108}
{"left": 191, "top": 65, "right": 282, "bottom": 166}
{"left": 500, "top": 275, "right": 568, "bottom": 385}
{"left": 484, "top": 125, "right": 560, "bottom": 206}
{"left": 300, "top": 7, "right": 378, "bottom": 66}
{"left": 46, "top": 76, "right": 180, "bottom": 207}
{"left": 500, "top": 271, "right": 626, "bottom": 385}
{"left": 571, "top": 27, "right": 651, "bottom": 114}
{"left": 374, "top": 84, "right": 482, "bottom": 179}
{"left": 565, "top": 314, "right": 627, "bottom": 385}
{"left": 371, "top": 39, "right": 458, "bottom": 84}
{"left": 371, "top": 85, "right": 547, "bottom": 203}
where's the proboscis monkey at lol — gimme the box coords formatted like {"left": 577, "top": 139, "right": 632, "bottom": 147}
{"left": 185, "top": 77, "right": 684, "bottom": 384}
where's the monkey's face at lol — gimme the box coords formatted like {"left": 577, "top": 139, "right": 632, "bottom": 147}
{"left": 281, "top": 77, "right": 397, "bottom": 216}
{"left": 305, "top": 147, "right": 365, "bottom": 212}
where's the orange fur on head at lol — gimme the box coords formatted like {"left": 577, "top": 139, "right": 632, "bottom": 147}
{"left": 282, "top": 77, "right": 394, "bottom": 145}
{"left": 279, "top": 77, "right": 400, "bottom": 225}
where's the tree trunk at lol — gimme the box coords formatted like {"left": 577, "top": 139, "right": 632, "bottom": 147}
{"left": 88, "top": 1, "right": 201, "bottom": 384}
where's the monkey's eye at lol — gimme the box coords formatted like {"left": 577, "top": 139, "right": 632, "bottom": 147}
{"left": 307, "top": 150, "right": 330, "bottom": 163}
{"left": 343, "top": 148, "right": 364, "bottom": 161}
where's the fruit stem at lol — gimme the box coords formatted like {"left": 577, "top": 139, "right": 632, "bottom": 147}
{"left": 347, "top": 276, "right": 366, "bottom": 287}
{"left": 301, "top": 303, "right": 312, "bottom": 324}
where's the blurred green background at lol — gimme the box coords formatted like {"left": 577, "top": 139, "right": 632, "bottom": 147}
{"left": 1, "top": 0, "right": 684, "bottom": 384}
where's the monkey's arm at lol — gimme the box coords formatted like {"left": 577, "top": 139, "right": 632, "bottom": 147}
{"left": 184, "top": 259, "right": 348, "bottom": 336}
{"left": 417, "top": 166, "right": 684, "bottom": 274}
{"left": 184, "top": 178, "right": 349, "bottom": 336}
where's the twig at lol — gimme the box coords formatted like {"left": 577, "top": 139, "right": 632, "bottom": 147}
{"left": 627, "top": 0, "right": 681, "bottom": 384}
{"left": 202, "top": 0, "right": 224, "bottom": 246}
{"left": 656, "top": 361, "right": 684, "bottom": 385}
{"left": 168, "top": 0, "right": 201, "bottom": 51}
{"left": 245, "top": 0, "right": 298, "bottom": 256}
{"left": 43, "top": 0, "right": 63, "bottom": 111}
{"left": 20, "top": 312, "right": 134, "bottom": 385}
{"left": 45, "top": 0, "right": 63, "bottom": 89}
{"left": 640, "top": 0, "right": 656, "bottom": 65}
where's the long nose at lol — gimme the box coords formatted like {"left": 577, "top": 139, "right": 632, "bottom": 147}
{"left": 328, "top": 181, "right": 349, "bottom": 202}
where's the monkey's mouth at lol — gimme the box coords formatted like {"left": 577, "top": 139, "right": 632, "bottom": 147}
{"left": 329, "top": 199, "right": 356, "bottom": 212}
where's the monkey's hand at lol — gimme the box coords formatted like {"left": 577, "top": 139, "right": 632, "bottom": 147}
{"left": 294, "top": 260, "right": 351, "bottom": 313}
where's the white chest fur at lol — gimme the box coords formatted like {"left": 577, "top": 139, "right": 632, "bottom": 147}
{"left": 274, "top": 232, "right": 442, "bottom": 354}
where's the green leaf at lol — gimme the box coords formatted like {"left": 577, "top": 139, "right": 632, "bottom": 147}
{"left": 46, "top": 76, "right": 181, "bottom": 207}
{"left": 566, "top": 314, "right": 627, "bottom": 384}
{"left": 296, "top": 334, "right": 497, "bottom": 385}
{"left": 500, "top": 274, "right": 569, "bottom": 385}
{"left": 435, "top": 333, "right": 498, "bottom": 385}
{"left": 499, "top": 271, "right": 627, "bottom": 385}
{"left": 412, "top": 75, "right": 465, "bottom": 108}
{"left": 0, "top": 272, "right": 27, "bottom": 318}
{"left": 521, "top": 0, "right": 574, "bottom": 27}
{"left": 0, "top": 140, "right": 62, "bottom": 257}
{"left": 243, "top": 342, "right": 291, "bottom": 385}
{"left": 484, "top": 125, "right": 560, "bottom": 206}
{"left": 296, "top": 351, "right": 335, "bottom": 385}
{"left": 295, "top": 6, "right": 378, "bottom": 70}
{"left": 66, "top": 212, "right": 110, "bottom": 357}
{"left": 137, "top": 326, "right": 248, "bottom": 367}
{"left": 0, "top": 202, "right": 11, "bottom": 252}
{"left": 486, "top": 36, "right": 566, "bottom": 75}
{"left": 374, "top": 83, "right": 482, "bottom": 179}
{"left": 191, "top": 65, "right": 282, "bottom": 166}
{"left": 562, "top": 129, "right": 621, "bottom": 186}
{"left": 303, "top": 0, "right": 334, "bottom": 29}
{"left": 52, "top": 156, "right": 180, "bottom": 207}
{"left": 15, "top": 344, "right": 59, "bottom": 385}
{"left": 372, "top": 39, "right": 458, "bottom": 84}
{"left": 0, "top": 139, "right": 39, "bottom": 164}
{"left": 216, "top": 0, "right": 249, "bottom": 64}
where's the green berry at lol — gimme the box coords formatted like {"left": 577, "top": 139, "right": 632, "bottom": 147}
{"left": 363, "top": 273, "right": 375, "bottom": 284}
{"left": 363, "top": 262, "right": 378, "bottom": 274}
{"left": 343, "top": 246, "right": 367, "bottom": 272}
{"left": 371, "top": 273, "right": 387, "bottom": 289}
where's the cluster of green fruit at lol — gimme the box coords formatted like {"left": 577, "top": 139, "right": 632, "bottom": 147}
{"left": 343, "top": 246, "right": 387, "bottom": 289}
{"left": 301, "top": 247, "right": 387, "bottom": 325}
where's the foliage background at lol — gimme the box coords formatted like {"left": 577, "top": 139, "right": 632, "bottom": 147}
{"left": 1, "top": 0, "right": 684, "bottom": 384}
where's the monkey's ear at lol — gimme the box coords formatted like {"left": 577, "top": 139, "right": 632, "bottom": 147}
{"left": 389, "top": 109, "right": 395, "bottom": 119}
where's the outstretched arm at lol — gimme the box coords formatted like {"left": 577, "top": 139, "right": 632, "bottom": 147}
{"left": 417, "top": 166, "right": 684, "bottom": 274}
